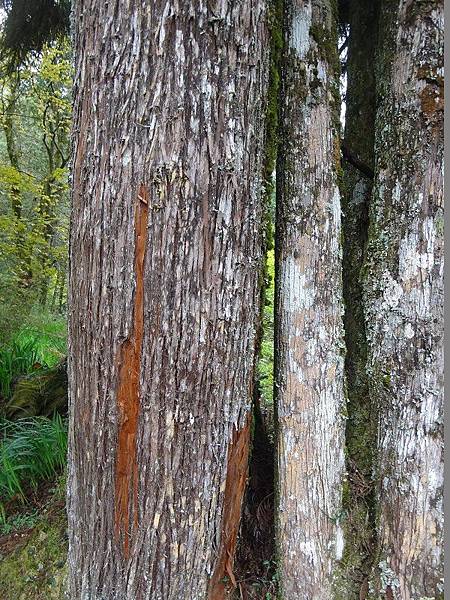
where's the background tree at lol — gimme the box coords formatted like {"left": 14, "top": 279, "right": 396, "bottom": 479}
{"left": 275, "top": 0, "right": 346, "bottom": 597}
{"left": 364, "top": 0, "right": 444, "bottom": 597}
{"left": 68, "top": 2, "right": 268, "bottom": 598}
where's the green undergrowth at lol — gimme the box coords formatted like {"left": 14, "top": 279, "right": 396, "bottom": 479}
{"left": 0, "top": 415, "right": 68, "bottom": 521}
{"left": 0, "top": 337, "right": 43, "bottom": 400}
{"left": 258, "top": 249, "right": 275, "bottom": 411}
{"left": 0, "top": 316, "right": 66, "bottom": 402}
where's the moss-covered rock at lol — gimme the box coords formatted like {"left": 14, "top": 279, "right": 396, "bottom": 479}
{"left": 6, "top": 359, "right": 67, "bottom": 419}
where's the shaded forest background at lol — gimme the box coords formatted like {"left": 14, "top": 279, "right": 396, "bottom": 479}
{"left": 0, "top": 3, "right": 72, "bottom": 596}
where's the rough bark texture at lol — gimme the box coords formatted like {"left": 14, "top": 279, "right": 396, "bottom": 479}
{"left": 68, "top": 2, "right": 268, "bottom": 599}
{"left": 336, "top": 1, "right": 379, "bottom": 597}
{"left": 364, "top": 1, "right": 444, "bottom": 597}
{"left": 275, "top": 1, "right": 346, "bottom": 598}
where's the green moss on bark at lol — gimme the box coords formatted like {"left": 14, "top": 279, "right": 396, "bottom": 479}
{"left": 263, "top": 0, "right": 284, "bottom": 245}
{"left": 335, "top": 0, "right": 380, "bottom": 598}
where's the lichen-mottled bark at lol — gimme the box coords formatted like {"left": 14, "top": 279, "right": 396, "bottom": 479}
{"left": 275, "top": 1, "right": 346, "bottom": 597}
{"left": 336, "top": 1, "right": 379, "bottom": 597}
{"left": 68, "top": 3, "right": 268, "bottom": 599}
{"left": 364, "top": 1, "right": 444, "bottom": 597}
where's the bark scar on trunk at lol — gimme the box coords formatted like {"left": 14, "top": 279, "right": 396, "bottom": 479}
{"left": 114, "top": 184, "right": 149, "bottom": 558}
{"left": 208, "top": 415, "right": 251, "bottom": 600}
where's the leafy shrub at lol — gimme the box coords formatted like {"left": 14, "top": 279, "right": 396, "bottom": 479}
{"left": 0, "top": 414, "right": 67, "bottom": 522}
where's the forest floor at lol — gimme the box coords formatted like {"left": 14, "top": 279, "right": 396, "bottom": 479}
{"left": 0, "top": 471, "right": 277, "bottom": 600}
{"left": 0, "top": 476, "right": 67, "bottom": 600}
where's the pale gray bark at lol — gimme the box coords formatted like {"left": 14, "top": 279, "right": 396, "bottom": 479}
{"left": 68, "top": 2, "right": 268, "bottom": 599}
{"left": 275, "top": 1, "right": 346, "bottom": 598}
{"left": 364, "top": 1, "right": 444, "bottom": 597}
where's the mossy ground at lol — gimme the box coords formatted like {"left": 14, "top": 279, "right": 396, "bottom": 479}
{"left": 0, "top": 477, "right": 67, "bottom": 600}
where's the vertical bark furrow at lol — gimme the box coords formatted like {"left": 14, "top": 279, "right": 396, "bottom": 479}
{"left": 364, "top": 1, "right": 444, "bottom": 597}
{"left": 275, "top": 1, "right": 345, "bottom": 598}
{"left": 337, "top": 1, "right": 379, "bottom": 597}
{"left": 114, "top": 185, "right": 149, "bottom": 558}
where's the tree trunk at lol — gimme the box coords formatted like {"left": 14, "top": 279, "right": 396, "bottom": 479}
{"left": 337, "top": 0, "right": 379, "bottom": 596}
{"left": 364, "top": 1, "right": 444, "bottom": 597}
{"left": 1, "top": 74, "right": 33, "bottom": 287}
{"left": 275, "top": 1, "right": 346, "bottom": 597}
{"left": 68, "top": 2, "right": 268, "bottom": 599}
{"left": 3, "top": 73, "right": 22, "bottom": 220}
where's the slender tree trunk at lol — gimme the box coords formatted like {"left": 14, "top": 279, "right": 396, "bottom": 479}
{"left": 2, "top": 75, "right": 33, "bottom": 287}
{"left": 58, "top": 271, "right": 65, "bottom": 312}
{"left": 364, "top": 1, "right": 444, "bottom": 597}
{"left": 337, "top": 1, "right": 379, "bottom": 596}
{"left": 275, "top": 1, "right": 346, "bottom": 597}
{"left": 68, "top": 2, "right": 268, "bottom": 599}
{"left": 50, "top": 268, "right": 60, "bottom": 311}
{"left": 37, "top": 176, "right": 61, "bottom": 307}
{"left": 3, "top": 74, "right": 22, "bottom": 220}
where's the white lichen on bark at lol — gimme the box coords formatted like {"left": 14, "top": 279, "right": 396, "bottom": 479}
{"left": 364, "top": 1, "right": 444, "bottom": 597}
{"left": 275, "top": 1, "right": 346, "bottom": 598}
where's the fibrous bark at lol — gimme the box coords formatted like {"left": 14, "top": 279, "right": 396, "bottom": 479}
{"left": 275, "top": 1, "right": 346, "bottom": 597}
{"left": 68, "top": 2, "right": 268, "bottom": 599}
{"left": 364, "top": 1, "right": 444, "bottom": 597}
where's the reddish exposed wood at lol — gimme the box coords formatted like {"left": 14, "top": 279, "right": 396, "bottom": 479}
{"left": 208, "top": 415, "right": 251, "bottom": 600}
{"left": 114, "top": 184, "right": 149, "bottom": 557}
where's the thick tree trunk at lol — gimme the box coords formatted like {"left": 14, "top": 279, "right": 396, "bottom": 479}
{"left": 364, "top": 1, "right": 444, "bottom": 597}
{"left": 68, "top": 2, "right": 268, "bottom": 599}
{"left": 275, "top": 1, "right": 346, "bottom": 597}
{"left": 337, "top": 0, "right": 379, "bottom": 596}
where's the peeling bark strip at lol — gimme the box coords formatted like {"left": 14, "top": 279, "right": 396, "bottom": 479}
{"left": 68, "top": 2, "right": 269, "bottom": 598}
{"left": 365, "top": 0, "right": 444, "bottom": 597}
{"left": 275, "top": 1, "right": 345, "bottom": 598}
{"left": 208, "top": 415, "right": 251, "bottom": 599}
{"left": 114, "top": 185, "right": 149, "bottom": 557}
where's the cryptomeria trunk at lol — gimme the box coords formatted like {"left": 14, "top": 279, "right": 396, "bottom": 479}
{"left": 364, "top": 0, "right": 444, "bottom": 597}
{"left": 275, "top": 1, "right": 346, "bottom": 597}
{"left": 68, "top": 2, "right": 268, "bottom": 599}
